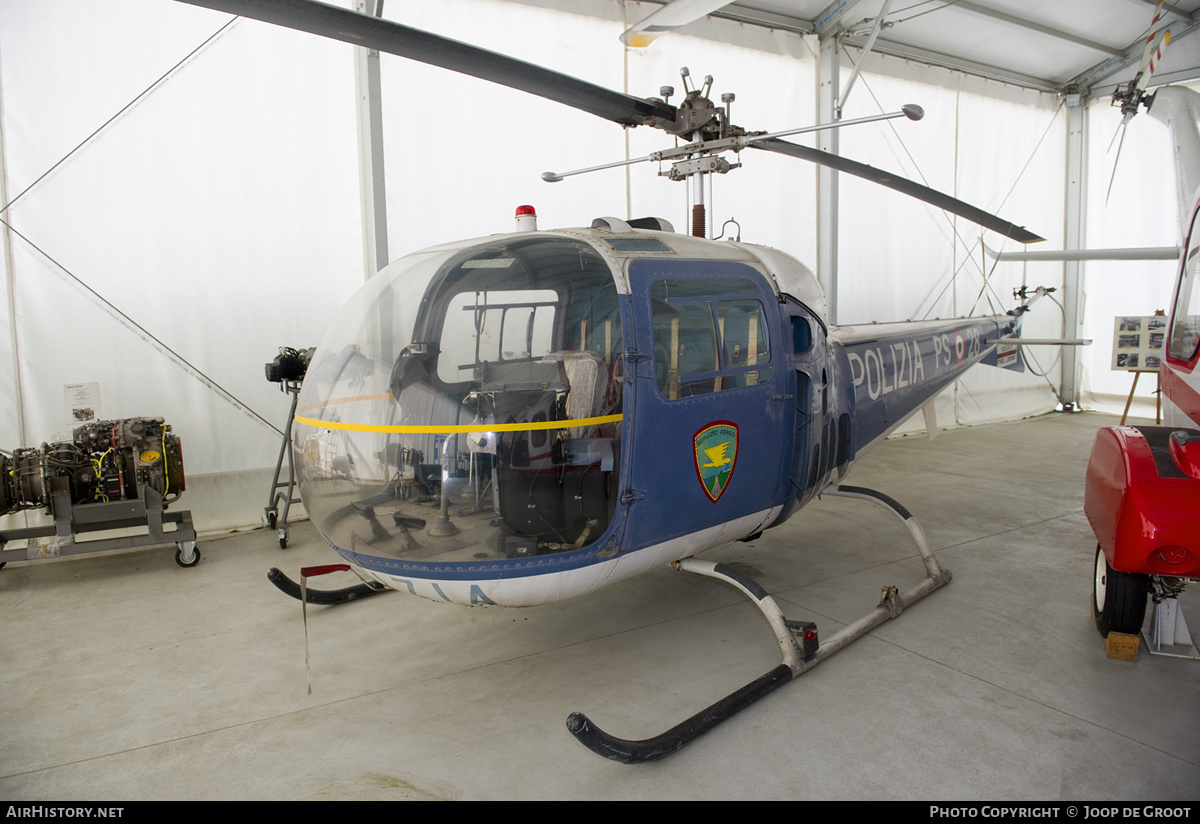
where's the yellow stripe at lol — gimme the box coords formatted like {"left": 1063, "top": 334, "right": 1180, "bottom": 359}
{"left": 293, "top": 413, "right": 623, "bottom": 434}
{"left": 296, "top": 392, "right": 395, "bottom": 415}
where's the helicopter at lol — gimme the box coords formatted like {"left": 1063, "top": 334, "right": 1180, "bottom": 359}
{"left": 180, "top": 0, "right": 1049, "bottom": 761}
{"left": 1086, "top": 83, "right": 1200, "bottom": 650}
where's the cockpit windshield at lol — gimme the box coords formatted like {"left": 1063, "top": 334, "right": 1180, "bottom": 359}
{"left": 294, "top": 236, "right": 624, "bottom": 564}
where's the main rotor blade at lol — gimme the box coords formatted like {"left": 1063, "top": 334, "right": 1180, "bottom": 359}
{"left": 1107, "top": 121, "right": 1130, "bottom": 205}
{"left": 1136, "top": 1, "right": 1167, "bottom": 80}
{"left": 621, "top": 0, "right": 730, "bottom": 47}
{"left": 178, "top": 0, "right": 676, "bottom": 127}
{"left": 753, "top": 138, "right": 1044, "bottom": 244}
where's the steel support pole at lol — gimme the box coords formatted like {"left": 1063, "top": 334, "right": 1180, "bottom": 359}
{"left": 1061, "top": 98, "right": 1087, "bottom": 410}
{"left": 354, "top": 1, "right": 392, "bottom": 364}
{"left": 355, "top": 0, "right": 389, "bottom": 281}
{"left": 818, "top": 34, "right": 840, "bottom": 324}
{"left": 0, "top": 66, "right": 27, "bottom": 450}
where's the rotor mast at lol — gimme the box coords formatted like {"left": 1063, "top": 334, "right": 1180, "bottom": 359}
{"left": 656, "top": 69, "right": 735, "bottom": 238}
{"left": 541, "top": 69, "right": 947, "bottom": 242}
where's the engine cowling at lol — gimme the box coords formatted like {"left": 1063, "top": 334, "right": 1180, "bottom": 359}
{"left": 1084, "top": 424, "right": 1200, "bottom": 578}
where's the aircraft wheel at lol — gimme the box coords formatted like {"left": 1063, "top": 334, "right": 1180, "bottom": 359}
{"left": 1092, "top": 544, "right": 1148, "bottom": 637}
{"left": 175, "top": 542, "right": 201, "bottom": 568}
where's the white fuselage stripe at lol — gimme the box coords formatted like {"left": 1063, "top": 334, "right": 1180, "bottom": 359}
{"left": 352, "top": 507, "right": 784, "bottom": 607}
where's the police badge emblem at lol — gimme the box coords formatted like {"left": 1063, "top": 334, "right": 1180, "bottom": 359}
{"left": 693, "top": 421, "right": 738, "bottom": 503}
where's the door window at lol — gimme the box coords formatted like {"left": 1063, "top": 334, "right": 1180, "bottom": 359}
{"left": 650, "top": 278, "right": 773, "bottom": 398}
{"left": 1169, "top": 207, "right": 1200, "bottom": 362}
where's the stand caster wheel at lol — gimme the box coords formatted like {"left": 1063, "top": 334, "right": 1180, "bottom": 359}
{"left": 267, "top": 512, "right": 277, "bottom": 530}
{"left": 175, "top": 542, "right": 201, "bottom": 568}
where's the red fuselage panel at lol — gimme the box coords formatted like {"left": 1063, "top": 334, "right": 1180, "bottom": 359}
{"left": 1084, "top": 425, "right": 1200, "bottom": 577}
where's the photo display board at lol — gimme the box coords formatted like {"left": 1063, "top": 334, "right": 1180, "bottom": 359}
{"left": 1112, "top": 315, "right": 1166, "bottom": 371}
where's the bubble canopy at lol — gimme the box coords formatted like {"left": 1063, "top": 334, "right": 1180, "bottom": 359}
{"left": 293, "top": 235, "right": 625, "bottom": 572}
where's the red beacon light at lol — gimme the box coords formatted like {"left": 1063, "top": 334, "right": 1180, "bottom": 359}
{"left": 514, "top": 205, "right": 537, "bottom": 232}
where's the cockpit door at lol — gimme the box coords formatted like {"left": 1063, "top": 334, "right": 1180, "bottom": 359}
{"left": 623, "top": 259, "right": 792, "bottom": 546}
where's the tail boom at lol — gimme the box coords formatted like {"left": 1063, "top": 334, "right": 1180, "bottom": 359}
{"left": 833, "top": 313, "right": 1023, "bottom": 455}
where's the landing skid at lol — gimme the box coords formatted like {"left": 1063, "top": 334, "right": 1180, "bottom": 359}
{"left": 566, "top": 484, "right": 952, "bottom": 762}
{"left": 268, "top": 565, "right": 388, "bottom": 605}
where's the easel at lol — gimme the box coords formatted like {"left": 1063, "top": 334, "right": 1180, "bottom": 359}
{"left": 1114, "top": 311, "right": 1165, "bottom": 425}
{"left": 1120, "top": 369, "right": 1162, "bottom": 425}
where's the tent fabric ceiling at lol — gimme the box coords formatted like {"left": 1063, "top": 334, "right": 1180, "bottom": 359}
{"left": 616, "top": 0, "right": 1200, "bottom": 96}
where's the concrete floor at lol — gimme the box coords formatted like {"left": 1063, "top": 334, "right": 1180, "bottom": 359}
{"left": 1, "top": 410, "right": 1197, "bottom": 801}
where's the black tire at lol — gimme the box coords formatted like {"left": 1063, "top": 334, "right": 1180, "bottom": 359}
{"left": 267, "top": 512, "right": 277, "bottom": 530}
{"left": 175, "top": 543, "right": 201, "bottom": 568}
{"left": 1092, "top": 544, "right": 1148, "bottom": 637}
{"left": 279, "top": 537, "right": 288, "bottom": 549}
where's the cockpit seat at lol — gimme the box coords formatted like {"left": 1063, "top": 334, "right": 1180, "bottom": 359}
{"left": 542, "top": 351, "right": 609, "bottom": 437}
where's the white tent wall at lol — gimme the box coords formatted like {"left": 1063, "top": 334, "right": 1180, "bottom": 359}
{"left": 833, "top": 53, "right": 1065, "bottom": 434}
{"left": 0, "top": 1, "right": 364, "bottom": 534}
{"left": 0, "top": 184, "right": 18, "bottom": 452}
{"left": 0, "top": 0, "right": 1106, "bottom": 537}
{"left": 382, "top": 0, "right": 819, "bottom": 253}
{"left": 373, "top": 0, "right": 632, "bottom": 245}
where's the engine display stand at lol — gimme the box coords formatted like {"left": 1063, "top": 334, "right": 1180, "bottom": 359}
{"left": 0, "top": 481, "right": 198, "bottom": 567}
{"left": 265, "top": 379, "right": 303, "bottom": 549}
